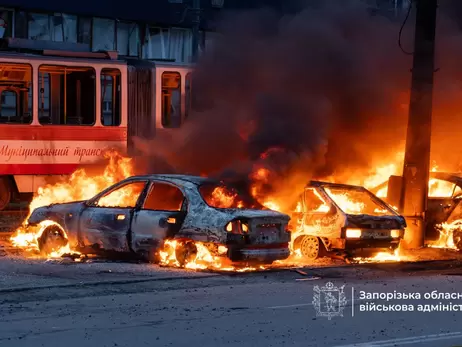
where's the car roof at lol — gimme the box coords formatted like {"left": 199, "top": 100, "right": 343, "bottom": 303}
{"left": 307, "top": 180, "right": 367, "bottom": 191}
{"left": 124, "top": 174, "right": 216, "bottom": 186}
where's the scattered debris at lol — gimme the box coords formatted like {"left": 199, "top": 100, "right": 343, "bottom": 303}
{"left": 295, "top": 276, "right": 321, "bottom": 281}
{"left": 294, "top": 269, "right": 308, "bottom": 276}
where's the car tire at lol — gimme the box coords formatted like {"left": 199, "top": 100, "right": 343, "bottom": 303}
{"left": 37, "top": 225, "right": 68, "bottom": 256}
{"left": 297, "top": 235, "right": 324, "bottom": 261}
{"left": 175, "top": 241, "right": 198, "bottom": 267}
{"left": 0, "top": 177, "right": 12, "bottom": 211}
{"left": 453, "top": 229, "right": 462, "bottom": 251}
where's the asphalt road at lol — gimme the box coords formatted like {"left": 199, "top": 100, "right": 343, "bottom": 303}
{"left": 1, "top": 257, "right": 462, "bottom": 347}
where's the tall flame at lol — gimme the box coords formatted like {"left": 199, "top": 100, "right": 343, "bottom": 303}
{"left": 10, "top": 150, "right": 134, "bottom": 256}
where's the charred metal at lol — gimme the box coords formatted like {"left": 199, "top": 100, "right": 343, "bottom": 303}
{"left": 25, "top": 174, "right": 291, "bottom": 265}
{"left": 289, "top": 180, "right": 406, "bottom": 260}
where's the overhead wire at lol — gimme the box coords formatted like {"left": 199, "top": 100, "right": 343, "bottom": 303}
{"left": 398, "top": 0, "right": 414, "bottom": 55}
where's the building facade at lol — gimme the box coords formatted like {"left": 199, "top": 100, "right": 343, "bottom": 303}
{"left": 0, "top": 0, "right": 412, "bottom": 65}
{"left": 0, "top": 0, "right": 226, "bottom": 63}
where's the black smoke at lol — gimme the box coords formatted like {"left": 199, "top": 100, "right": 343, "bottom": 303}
{"left": 133, "top": 0, "right": 462, "bottom": 208}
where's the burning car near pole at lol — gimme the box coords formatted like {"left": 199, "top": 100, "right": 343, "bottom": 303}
{"left": 289, "top": 181, "right": 406, "bottom": 260}
{"left": 372, "top": 171, "right": 462, "bottom": 250}
{"left": 19, "top": 174, "right": 291, "bottom": 267}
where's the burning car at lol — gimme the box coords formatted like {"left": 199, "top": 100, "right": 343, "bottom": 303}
{"left": 290, "top": 181, "right": 406, "bottom": 260}
{"left": 24, "top": 174, "right": 291, "bottom": 266}
{"left": 426, "top": 172, "right": 462, "bottom": 249}
{"left": 372, "top": 172, "right": 462, "bottom": 249}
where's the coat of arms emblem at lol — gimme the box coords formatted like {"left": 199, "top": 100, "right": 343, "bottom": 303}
{"left": 312, "top": 282, "right": 347, "bottom": 320}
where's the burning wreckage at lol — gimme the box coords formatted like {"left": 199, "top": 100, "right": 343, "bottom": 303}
{"left": 17, "top": 174, "right": 291, "bottom": 267}
{"left": 9, "top": 164, "right": 410, "bottom": 268}
{"left": 372, "top": 171, "right": 462, "bottom": 250}
{"left": 7, "top": 151, "right": 414, "bottom": 269}
{"left": 289, "top": 181, "right": 406, "bottom": 260}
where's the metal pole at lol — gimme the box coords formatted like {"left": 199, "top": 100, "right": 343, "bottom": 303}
{"left": 191, "top": 0, "right": 201, "bottom": 62}
{"left": 400, "top": 0, "right": 437, "bottom": 249}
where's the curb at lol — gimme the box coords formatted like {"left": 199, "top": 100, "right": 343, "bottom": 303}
{"left": 0, "top": 274, "right": 219, "bottom": 294}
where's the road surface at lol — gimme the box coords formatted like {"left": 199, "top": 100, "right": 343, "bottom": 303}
{"left": 1, "top": 256, "right": 462, "bottom": 346}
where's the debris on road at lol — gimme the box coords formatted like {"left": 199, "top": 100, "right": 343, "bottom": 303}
{"left": 295, "top": 277, "right": 321, "bottom": 281}
{"left": 294, "top": 269, "right": 308, "bottom": 276}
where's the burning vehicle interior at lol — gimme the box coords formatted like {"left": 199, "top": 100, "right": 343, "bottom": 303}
{"left": 290, "top": 181, "right": 405, "bottom": 261}
{"left": 371, "top": 171, "right": 462, "bottom": 250}
{"left": 14, "top": 174, "right": 291, "bottom": 269}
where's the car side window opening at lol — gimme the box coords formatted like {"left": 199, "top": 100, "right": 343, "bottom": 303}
{"left": 0, "top": 63, "right": 33, "bottom": 124}
{"left": 38, "top": 65, "right": 96, "bottom": 125}
{"left": 143, "top": 183, "right": 185, "bottom": 212}
{"left": 428, "top": 179, "right": 457, "bottom": 198}
{"left": 161, "top": 71, "right": 181, "bottom": 128}
{"left": 96, "top": 181, "right": 147, "bottom": 208}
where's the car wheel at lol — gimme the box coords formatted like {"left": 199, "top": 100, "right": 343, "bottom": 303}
{"left": 0, "top": 177, "right": 12, "bottom": 211}
{"left": 37, "top": 225, "right": 68, "bottom": 256}
{"left": 175, "top": 241, "right": 198, "bottom": 267}
{"left": 453, "top": 229, "right": 462, "bottom": 250}
{"left": 298, "top": 235, "right": 324, "bottom": 260}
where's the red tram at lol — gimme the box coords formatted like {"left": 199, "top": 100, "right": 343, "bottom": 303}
{"left": 0, "top": 39, "right": 192, "bottom": 210}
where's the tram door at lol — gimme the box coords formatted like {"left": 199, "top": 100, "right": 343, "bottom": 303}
{"left": 127, "top": 65, "right": 153, "bottom": 155}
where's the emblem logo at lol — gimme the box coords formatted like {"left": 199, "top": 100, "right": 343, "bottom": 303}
{"left": 312, "top": 282, "right": 347, "bottom": 320}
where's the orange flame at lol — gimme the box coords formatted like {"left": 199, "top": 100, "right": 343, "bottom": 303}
{"left": 10, "top": 150, "right": 134, "bottom": 258}
{"left": 210, "top": 187, "right": 240, "bottom": 208}
{"left": 158, "top": 240, "right": 263, "bottom": 272}
{"left": 429, "top": 221, "right": 460, "bottom": 249}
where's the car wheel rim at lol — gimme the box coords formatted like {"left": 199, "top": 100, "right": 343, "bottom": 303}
{"left": 39, "top": 227, "right": 68, "bottom": 255}
{"left": 175, "top": 242, "right": 198, "bottom": 266}
{"left": 300, "top": 236, "right": 320, "bottom": 260}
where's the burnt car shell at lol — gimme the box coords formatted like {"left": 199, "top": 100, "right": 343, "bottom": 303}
{"left": 25, "top": 174, "right": 291, "bottom": 264}
{"left": 192, "top": 180, "right": 291, "bottom": 263}
{"left": 292, "top": 181, "right": 406, "bottom": 255}
{"left": 372, "top": 172, "right": 462, "bottom": 242}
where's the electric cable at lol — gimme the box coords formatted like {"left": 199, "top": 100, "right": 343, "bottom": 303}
{"left": 398, "top": 0, "right": 414, "bottom": 55}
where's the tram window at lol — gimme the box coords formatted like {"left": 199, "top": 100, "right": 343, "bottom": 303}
{"left": 161, "top": 71, "right": 181, "bottom": 128}
{"left": 0, "top": 63, "right": 32, "bottom": 124}
{"left": 38, "top": 65, "right": 95, "bottom": 126}
{"left": 101, "top": 68, "right": 121, "bottom": 126}
{"left": 185, "top": 73, "right": 191, "bottom": 119}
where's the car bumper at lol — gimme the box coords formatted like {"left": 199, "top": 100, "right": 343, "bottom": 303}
{"left": 344, "top": 238, "right": 401, "bottom": 250}
{"left": 227, "top": 244, "right": 290, "bottom": 263}
{"left": 336, "top": 228, "right": 404, "bottom": 250}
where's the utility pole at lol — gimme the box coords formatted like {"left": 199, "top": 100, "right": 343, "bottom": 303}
{"left": 400, "top": 0, "right": 437, "bottom": 249}
{"left": 191, "top": 0, "right": 201, "bottom": 62}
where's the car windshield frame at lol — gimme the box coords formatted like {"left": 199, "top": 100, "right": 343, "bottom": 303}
{"left": 198, "top": 182, "right": 266, "bottom": 210}
{"left": 321, "top": 185, "right": 397, "bottom": 216}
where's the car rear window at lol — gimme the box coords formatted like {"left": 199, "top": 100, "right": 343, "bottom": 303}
{"left": 199, "top": 183, "right": 264, "bottom": 209}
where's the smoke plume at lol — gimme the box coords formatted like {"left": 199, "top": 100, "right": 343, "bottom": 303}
{"left": 133, "top": 0, "right": 462, "bottom": 208}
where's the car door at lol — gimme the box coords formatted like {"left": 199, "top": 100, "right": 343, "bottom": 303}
{"left": 79, "top": 180, "right": 149, "bottom": 252}
{"left": 301, "top": 187, "right": 339, "bottom": 238}
{"left": 130, "top": 180, "right": 187, "bottom": 254}
{"left": 426, "top": 179, "right": 459, "bottom": 239}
